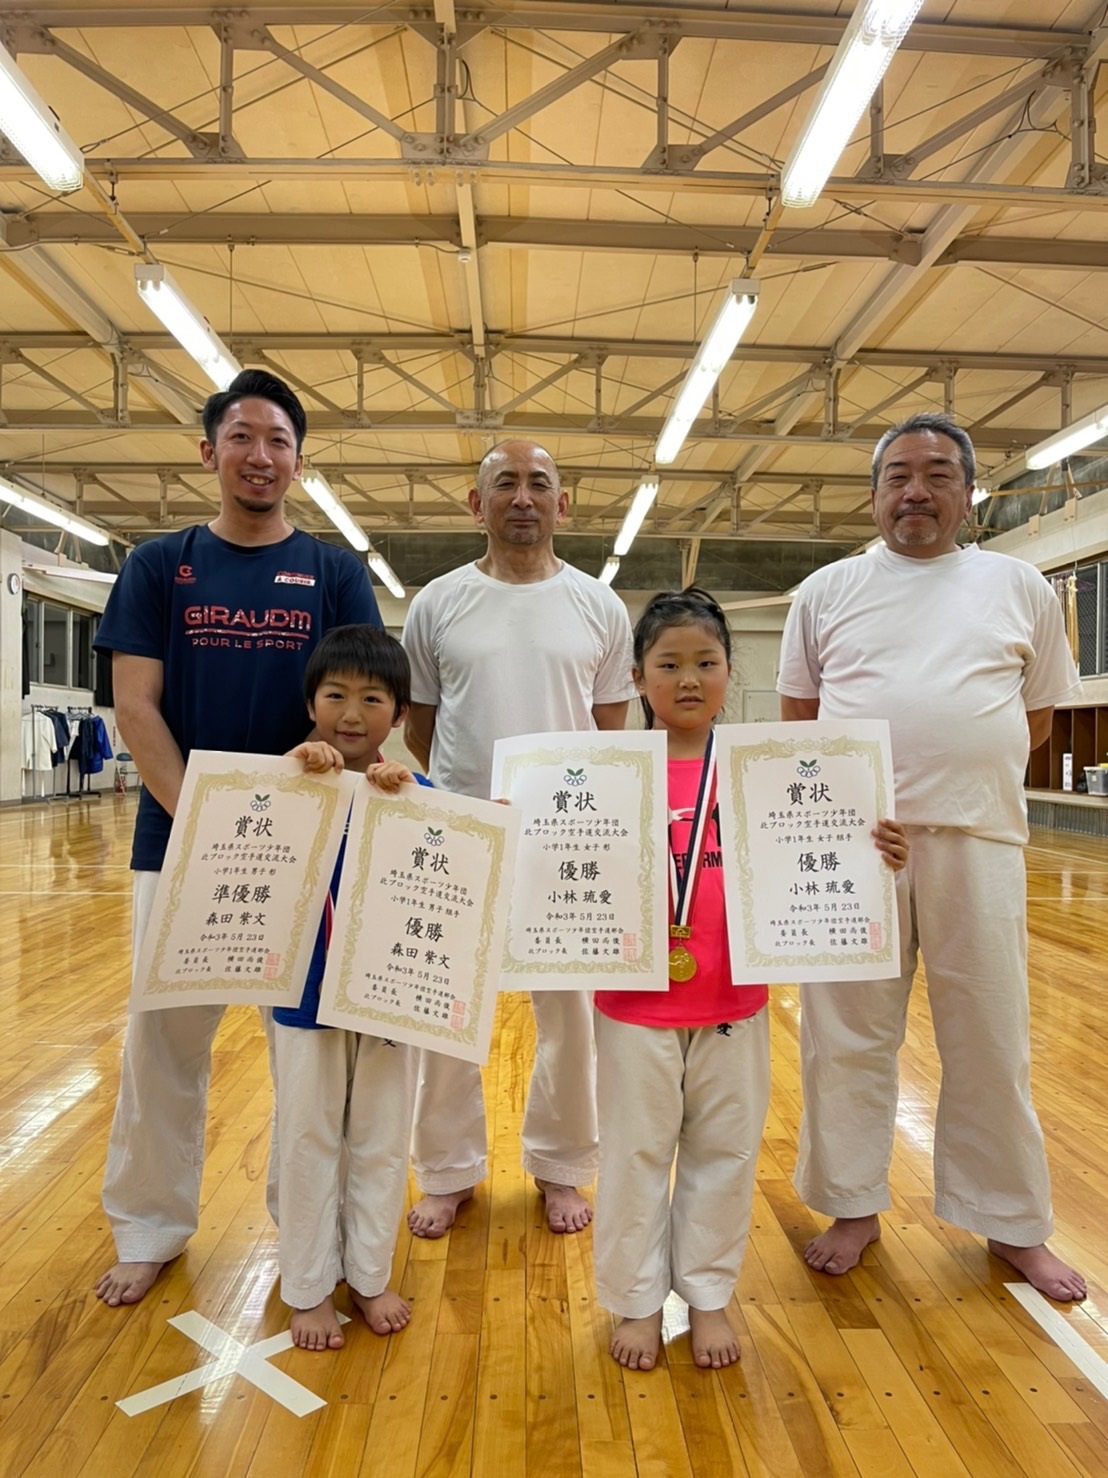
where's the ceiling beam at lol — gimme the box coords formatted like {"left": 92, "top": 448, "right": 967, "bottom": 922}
{"left": 255, "top": 27, "right": 412, "bottom": 143}
{"left": 0, "top": 237, "right": 197, "bottom": 422}
{"left": 726, "top": 22, "right": 1108, "bottom": 493}
{"left": 6, "top": 158, "right": 1105, "bottom": 212}
{"left": 29, "top": 509, "right": 874, "bottom": 543}
{"left": 871, "top": 71, "right": 1048, "bottom": 180}
{"left": 455, "top": 181, "right": 487, "bottom": 360}
{"left": 656, "top": 64, "right": 826, "bottom": 170}
{"left": 3, "top": 332, "right": 1107, "bottom": 377}
{"left": 459, "top": 31, "right": 664, "bottom": 150}
{"left": 10, "top": 6, "right": 1081, "bottom": 58}
{"left": 0, "top": 409, "right": 1053, "bottom": 448}
{"left": 0, "top": 461, "right": 871, "bottom": 485}
{"left": 9, "top": 24, "right": 229, "bottom": 158}
{"left": 829, "top": 30, "right": 1108, "bottom": 367}
{"left": 8, "top": 213, "right": 1108, "bottom": 272}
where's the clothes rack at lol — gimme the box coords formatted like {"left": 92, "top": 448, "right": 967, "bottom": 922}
{"left": 26, "top": 704, "right": 101, "bottom": 802}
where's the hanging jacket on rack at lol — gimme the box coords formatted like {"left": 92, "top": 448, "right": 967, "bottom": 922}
{"left": 71, "top": 714, "right": 114, "bottom": 776}
{"left": 42, "top": 709, "right": 72, "bottom": 766}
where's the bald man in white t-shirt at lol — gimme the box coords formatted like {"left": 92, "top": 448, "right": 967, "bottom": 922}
{"left": 777, "top": 412, "right": 1085, "bottom": 1302}
{"left": 402, "top": 440, "right": 636, "bottom": 1237}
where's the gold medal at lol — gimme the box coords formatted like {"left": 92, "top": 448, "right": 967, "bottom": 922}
{"left": 668, "top": 944, "right": 697, "bottom": 983}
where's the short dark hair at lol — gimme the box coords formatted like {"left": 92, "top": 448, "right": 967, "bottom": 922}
{"left": 632, "top": 586, "right": 731, "bottom": 730}
{"left": 202, "top": 369, "right": 307, "bottom": 451}
{"left": 303, "top": 625, "right": 411, "bottom": 720}
{"left": 872, "top": 412, "right": 975, "bottom": 488}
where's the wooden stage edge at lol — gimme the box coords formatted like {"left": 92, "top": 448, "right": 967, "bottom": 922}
{"left": 1, "top": 795, "right": 1107, "bottom": 1477}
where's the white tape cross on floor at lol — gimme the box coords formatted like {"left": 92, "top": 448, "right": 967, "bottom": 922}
{"left": 117, "top": 1309, "right": 351, "bottom": 1419}
{"left": 1005, "top": 1283, "right": 1108, "bottom": 1401}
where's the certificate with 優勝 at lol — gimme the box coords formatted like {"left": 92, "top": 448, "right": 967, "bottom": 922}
{"left": 317, "top": 783, "right": 521, "bottom": 1064}
{"left": 131, "top": 751, "right": 358, "bottom": 1010}
{"left": 491, "top": 730, "right": 668, "bottom": 991}
{"left": 715, "top": 720, "right": 900, "bottom": 984}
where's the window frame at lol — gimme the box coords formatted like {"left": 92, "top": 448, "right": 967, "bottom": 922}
{"left": 24, "top": 595, "right": 99, "bottom": 691}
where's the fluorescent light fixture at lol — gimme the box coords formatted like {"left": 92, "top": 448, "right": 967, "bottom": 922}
{"left": 781, "top": 0, "right": 925, "bottom": 209}
{"left": 0, "top": 475, "right": 109, "bottom": 546}
{"left": 368, "top": 548, "right": 406, "bottom": 599}
{"left": 1025, "top": 403, "right": 1108, "bottom": 470}
{"left": 599, "top": 556, "right": 620, "bottom": 586}
{"left": 613, "top": 479, "right": 659, "bottom": 557}
{"left": 0, "top": 43, "right": 84, "bottom": 193}
{"left": 970, "top": 486, "right": 990, "bottom": 506}
{"left": 134, "top": 262, "right": 242, "bottom": 390}
{"left": 655, "top": 281, "right": 760, "bottom": 465}
{"left": 24, "top": 562, "right": 117, "bottom": 583}
{"left": 300, "top": 470, "right": 370, "bottom": 552}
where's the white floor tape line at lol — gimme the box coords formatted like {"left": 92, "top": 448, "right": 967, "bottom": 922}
{"left": 1004, "top": 1283, "right": 1108, "bottom": 1400}
{"left": 117, "top": 1308, "right": 352, "bottom": 1419}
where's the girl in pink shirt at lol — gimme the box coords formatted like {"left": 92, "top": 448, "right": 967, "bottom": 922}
{"left": 594, "top": 588, "right": 906, "bottom": 1373}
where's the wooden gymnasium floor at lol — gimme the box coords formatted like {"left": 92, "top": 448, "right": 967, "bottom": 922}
{"left": 2, "top": 792, "right": 1107, "bottom": 1478}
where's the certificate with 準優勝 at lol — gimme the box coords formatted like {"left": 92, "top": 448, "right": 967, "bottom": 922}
{"left": 131, "top": 750, "right": 357, "bottom": 1010}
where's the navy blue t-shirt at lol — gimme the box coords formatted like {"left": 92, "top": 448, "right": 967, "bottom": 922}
{"left": 94, "top": 525, "right": 380, "bottom": 870}
{"left": 273, "top": 772, "right": 433, "bottom": 1031}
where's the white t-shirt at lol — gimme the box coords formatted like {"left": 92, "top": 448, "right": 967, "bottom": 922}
{"left": 777, "top": 543, "right": 1081, "bottom": 844}
{"left": 402, "top": 560, "right": 637, "bottom": 797}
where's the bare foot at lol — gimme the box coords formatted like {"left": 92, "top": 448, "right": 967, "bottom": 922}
{"left": 351, "top": 1287, "right": 412, "bottom": 1335}
{"left": 610, "top": 1310, "right": 663, "bottom": 1370}
{"left": 407, "top": 1187, "right": 474, "bottom": 1239}
{"left": 689, "top": 1306, "right": 741, "bottom": 1369}
{"left": 988, "top": 1239, "right": 1087, "bottom": 1302}
{"left": 290, "top": 1294, "right": 345, "bottom": 1350}
{"left": 94, "top": 1260, "right": 165, "bottom": 1307}
{"left": 536, "top": 1179, "right": 592, "bottom": 1234}
{"left": 804, "top": 1214, "right": 880, "bottom": 1275}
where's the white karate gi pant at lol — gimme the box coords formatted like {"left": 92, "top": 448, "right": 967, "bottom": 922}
{"left": 101, "top": 871, "right": 280, "bottom": 1262}
{"left": 593, "top": 1009, "right": 770, "bottom": 1319}
{"left": 795, "top": 828, "right": 1054, "bottom": 1244}
{"left": 410, "top": 989, "right": 597, "bottom": 1192}
{"left": 275, "top": 1025, "right": 418, "bottom": 1308}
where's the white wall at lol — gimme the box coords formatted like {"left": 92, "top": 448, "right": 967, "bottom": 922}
{"left": 0, "top": 531, "right": 22, "bottom": 802}
{"left": 985, "top": 485, "right": 1108, "bottom": 574}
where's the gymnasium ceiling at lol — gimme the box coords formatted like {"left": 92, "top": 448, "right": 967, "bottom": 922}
{"left": 1, "top": 0, "right": 1107, "bottom": 589}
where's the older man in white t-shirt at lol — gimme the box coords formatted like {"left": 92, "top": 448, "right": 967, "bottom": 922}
{"left": 402, "top": 440, "right": 636, "bottom": 1237}
{"left": 777, "top": 412, "right": 1085, "bottom": 1302}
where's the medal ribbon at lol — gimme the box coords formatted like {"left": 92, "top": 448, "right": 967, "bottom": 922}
{"left": 668, "top": 730, "right": 717, "bottom": 930}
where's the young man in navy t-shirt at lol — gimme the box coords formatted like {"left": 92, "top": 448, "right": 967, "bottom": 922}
{"left": 93, "top": 369, "right": 380, "bottom": 1307}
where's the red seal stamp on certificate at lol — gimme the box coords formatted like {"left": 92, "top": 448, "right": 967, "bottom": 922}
{"left": 868, "top": 920, "right": 883, "bottom": 950}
